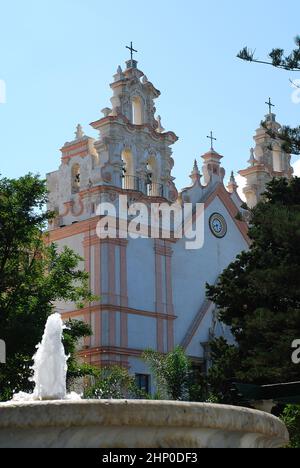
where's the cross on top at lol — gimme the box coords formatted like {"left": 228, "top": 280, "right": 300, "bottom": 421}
{"left": 126, "top": 41, "right": 138, "bottom": 62}
{"left": 265, "top": 97, "right": 275, "bottom": 115}
{"left": 207, "top": 131, "right": 217, "bottom": 150}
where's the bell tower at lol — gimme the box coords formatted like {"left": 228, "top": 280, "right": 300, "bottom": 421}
{"left": 90, "top": 51, "right": 178, "bottom": 202}
{"left": 239, "top": 104, "right": 293, "bottom": 208}
{"left": 47, "top": 51, "right": 179, "bottom": 229}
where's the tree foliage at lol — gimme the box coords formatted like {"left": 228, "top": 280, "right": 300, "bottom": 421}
{"left": 0, "top": 174, "right": 94, "bottom": 401}
{"left": 238, "top": 36, "right": 300, "bottom": 155}
{"left": 142, "top": 346, "right": 203, "bottom": 401}
{"left": 281, "top": 405, "right": 300, "bottom": 448}
{"left": 207, "top": 178, "right": 300, "bottom": 390}
{"left": 262, "top": 122, "right": 300, "bottom": 156}
{"left": 238, "top": 36, "right": 300, "bottom": 71}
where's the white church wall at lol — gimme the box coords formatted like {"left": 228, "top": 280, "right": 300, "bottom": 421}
{"left": 51, "top": 233, "right": 85, "bottom": 314}
{"left": 172, "top": 196, "right": 249, "bottom": 351}
{"left": 186, "top": 308, "right": 213, "bottom": 358}
{"left": 126, "top": 238, "right": 155, "bottom": 312}
{"left": 101, "top": 243, "right": 109, "bottom": 296}
{"left": 115, "top": 311, "right": 121, "bottom": 348}
{"left": 128, "top": 315, "right": 156, "bottom": 350}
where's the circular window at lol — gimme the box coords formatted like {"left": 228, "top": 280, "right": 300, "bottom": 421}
{"left": 209, "top": 213, "right": 227, "bottom": 238}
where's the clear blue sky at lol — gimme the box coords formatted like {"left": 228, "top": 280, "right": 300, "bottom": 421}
{"left": 0, "top": 0, "right": 300, "bottom": 190}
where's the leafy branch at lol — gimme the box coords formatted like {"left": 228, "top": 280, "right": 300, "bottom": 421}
{"left": 237, "top": 36, "right": 300, "bottom": 71}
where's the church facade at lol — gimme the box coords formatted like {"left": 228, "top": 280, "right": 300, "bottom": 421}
{"left": 46, "top": 58, "right": 293, "bottom": 389}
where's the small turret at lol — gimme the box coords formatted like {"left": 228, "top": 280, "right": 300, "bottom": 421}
{"left": 190, "top": 159, "right": 202, "bottom": 184}
{"left": 227, "top": 171, "right": 238, "bottom": 194}
{"left": 239, "top": 105, "right": 293, "bottom": 208}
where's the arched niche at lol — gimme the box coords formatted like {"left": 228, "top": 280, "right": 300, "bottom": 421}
{"left": 72, "top": 164, "right": 81, "bottom": 193}
{"left": 273, "top": 149, "right": 282, "bottom": 173}
{"left": 146, "top": 154, "right": 159, "bottom": 182}
{"left": 122, "top": 149, "right": 134, "bottom": 175}
{"left": 146, "top": 154, "right": 163, "bottom": 196}
{"left": 132, "top": 96, "right": 143, "bottom": 125}
{"left": 122, "top": 149, "right": 136, "bottom": 190}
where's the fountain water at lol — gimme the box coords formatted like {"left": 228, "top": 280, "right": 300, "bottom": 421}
{"left": 12, "top": 313, "right": 80, "bottom": 402}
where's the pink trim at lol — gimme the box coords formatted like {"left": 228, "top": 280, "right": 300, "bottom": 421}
{"left": 61, "top": 201, "right": 73, "bottom": 217}
{"left": 71, "top": 198, "right": 84, "bottom": 217}
{"left": 61, "top": 305, "right": 177, "bottom": 321}
{"left": 181, "top": 300, "right": 212, "bottom": 350}
{"left": 120, "top": 243, "right": 128, "bottom": 307}
{"left": 94, "top": 242, "right": 101, "bottom": 349}
{"left": 165, "top": 250, "right": 175, "bottom": 351}
{"left": 83, "top": 239, "right": 91, "bottom": 349}
{"left": 120, "top": 244, "right": 128, "bottom": 351}
{"left": 90, "top": 114, "right": 178, "bottom": 145}
{"left": 155, "top": 244, "right": 164, "bottom": 352}
{"left": 108, "top": 243, "right": 116, "bottom": 346}
{"left": 165, "top": 252, "right": 173, "bottom": 310}
{"left": 204, "top": 184, "right": 250, "bottom": 245}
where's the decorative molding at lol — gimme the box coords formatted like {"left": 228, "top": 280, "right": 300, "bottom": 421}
{"left": 61, "top": 305, "right": 177, "bottom": 322}
{"left": 204, "top": 183, "right": 250, "bottom": 246}
{"left": 181, "top": 300, "right": 213, "bottom": 351}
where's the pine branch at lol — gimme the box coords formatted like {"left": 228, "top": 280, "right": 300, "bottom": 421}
{"left": 237, "top": 37, "right": 300, "bottom": 71}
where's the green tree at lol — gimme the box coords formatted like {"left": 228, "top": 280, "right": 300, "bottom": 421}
{"left": 206, "top": 178, "right": 300, "bottom": 391}
{"left": 206, "top": 338, "right": 241, "bottom": 405}
{"left": 143, "top": 346, "right": 198, "bottom": 401}
{"left": 0, "top": 174, "right": 94, "bottom": 401}
{"left": 238, "top": 35, "right": 300, "bottom": 72}
{"left": 281, "top": 405, "right": 300, "bottom": 448}
{"left": 84, "top": 366, "right": 142, "bottom": 400}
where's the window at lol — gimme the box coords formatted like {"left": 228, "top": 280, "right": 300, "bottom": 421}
{"left": 135, "top": 374, "right": 150, "bottom": 394}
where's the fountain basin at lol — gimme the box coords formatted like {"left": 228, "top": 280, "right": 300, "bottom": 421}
{"left": 0, "top": 400, "right": 289, "bottom": 448}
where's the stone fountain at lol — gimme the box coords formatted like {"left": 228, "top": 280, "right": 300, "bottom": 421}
{"left": 0, "top": 314, "right": 289, "bottom": 448}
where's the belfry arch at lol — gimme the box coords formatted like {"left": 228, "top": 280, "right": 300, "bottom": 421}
{"left": 71, "top": 164, "right": 81, "bottom": 193}
{"left": 132, "top": 96, "right": 143, "bottom": 125}
{"left": 122, "top": 148, "right": 136, "bottom": 190}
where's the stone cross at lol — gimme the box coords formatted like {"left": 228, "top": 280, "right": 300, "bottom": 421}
{"left": 207, "top": 131, "right": 217, "bottom": 150}
{"left": 265, "top": 97, "right": 275, "bottom": 115}
{"left": 126, "top": 42, "right": 138, "bottom": 62}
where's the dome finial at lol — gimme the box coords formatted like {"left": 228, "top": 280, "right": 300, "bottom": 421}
{"left": 248, "top": 148, "right": 257, "bottom": 166}
{"left": 190, "top": 159, "right": 202, "bottom": 183}
{"left": 227, "top": 171, "right": 238, "bottom": 193}
{"left": 75, "top": 124, "right": 84, "bottom": 140}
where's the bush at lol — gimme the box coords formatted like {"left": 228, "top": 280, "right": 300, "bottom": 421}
{"left": 83, "top": 366, "right": 144, "bottom": 400}
{"left": 281, "top": 405, "right": 300, "bottom": 448}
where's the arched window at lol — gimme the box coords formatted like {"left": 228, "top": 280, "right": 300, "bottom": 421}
{"left": 72, "top": 164, "right": 81, "bottom": 193}
{"left": 132, "top": 96, "right": 143, "bottom": 125}
{"left": 122, "top": 149, "right": 136, "bottom": 190}
{"left": 146, "top": 155, "right": 163, "bottom": 196}
{"left": 147, "top": 155, "right": 158, "bottom": 182}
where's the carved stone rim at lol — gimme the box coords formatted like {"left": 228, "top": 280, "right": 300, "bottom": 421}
{"left": 0, "top": 400, "right": 288, "bottom": 440}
